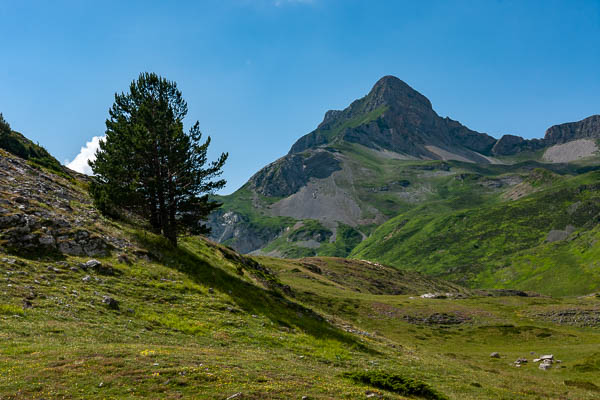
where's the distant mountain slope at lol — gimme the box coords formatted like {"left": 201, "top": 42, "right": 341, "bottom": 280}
{"left": 209, "top": 76, "right": 600, "bottom": 261}
{"left": 351, "top": 168, "right": 600, "bottom": 296}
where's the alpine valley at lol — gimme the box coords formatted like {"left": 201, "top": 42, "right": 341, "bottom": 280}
{"left": 209, "top": 76, "right": 600, "bottom": 296}
{"left": 1, "top": 77, "right": 600, "bottom": 399}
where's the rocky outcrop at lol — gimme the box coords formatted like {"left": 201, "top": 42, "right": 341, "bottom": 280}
{"left": 545, "top": 115, "right": 600, "bottom": 144}
{"left": 0, "top": 149, "right": 125, "bottom": 256}
{"left": 492, "top": 115, "right": 600, "bottom": 156}
{"left": 250, "top": 150, "right": 341, "bottom": 197}
{"left": 491, "top": 134, "right": 546, "bottom": 156}
{"left": 206, "top": 210, "right": 282, "bottom": 254}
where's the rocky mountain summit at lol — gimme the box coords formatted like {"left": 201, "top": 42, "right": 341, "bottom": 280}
{"left": 290, "top": 75, "right": 497, "bottom": 161}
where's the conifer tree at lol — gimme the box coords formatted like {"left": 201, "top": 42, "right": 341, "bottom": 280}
{"left": 90, "top": 73, "right": 227, "bottom": 246}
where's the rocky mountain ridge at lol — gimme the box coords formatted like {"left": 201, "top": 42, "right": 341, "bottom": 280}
{"left": 292, "top": 75, "right": 600, "bottom": 158}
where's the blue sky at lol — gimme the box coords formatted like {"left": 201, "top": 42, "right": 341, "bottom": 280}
{"left": 1, "top": 0, "right": 599, "bottom": 194}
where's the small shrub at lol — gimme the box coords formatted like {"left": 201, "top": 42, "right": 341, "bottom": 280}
{"left": 564, "top": 380, "right": 600, "bottom": 392}
{"left": 343, "top": 370, "right": 448, "bottom": 400}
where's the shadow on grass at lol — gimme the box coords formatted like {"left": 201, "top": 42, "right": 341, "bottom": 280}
{"left": 133, "top": 231, "right": 372, "bottom": 352}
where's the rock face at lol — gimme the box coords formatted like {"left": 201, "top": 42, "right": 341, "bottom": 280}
{"left": 492, "top": 115, "right": 600, "bottom": 156}
{"left": 206, "top": 210, "right": 281, "bottom": 254}
{"left": 545, "top": 115, "right": 600, "bottom": 144}
{"left": 491, "top": 135, "right": 546, "bottom": 156}
{"left": 0, "top": 149, "right": 127, "bottom": 256}
{"left": 250, "top": 150, "right": 341, "bottom": 197}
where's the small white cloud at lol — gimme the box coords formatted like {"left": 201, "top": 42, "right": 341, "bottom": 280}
{"left": 65, "top": 135, "right": 105, "bottom": 175}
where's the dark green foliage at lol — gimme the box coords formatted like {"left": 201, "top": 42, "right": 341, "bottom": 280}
{"left": 573, "top": 353, "right": 600, "bottom": 372}
{"left": 343, "top": 370, "right": 448, "bottom": 400}
{"left": 319, "top": 224, "right": 363, "bottom": 257}
{"left": 564, "top": 380, "right": 600, "bottom": 392}
{"left": 289, "top": 220, "right": 333, "bottom": 242}
{"left": 0, "top": 113, "right": 9, "bottom": 135}
{"left": 90, "top": 73, "right": 228, "bottom": 246}
{"left": 0, "top": 113, "right": 64, "bottom": 173}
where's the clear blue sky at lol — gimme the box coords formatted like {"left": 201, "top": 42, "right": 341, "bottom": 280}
{"left": 1, "top": 0, "right": 599, "bottom": 193}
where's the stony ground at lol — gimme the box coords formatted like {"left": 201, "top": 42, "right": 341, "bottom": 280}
{"left": 0, "top": 149, "right": 131, "bottom": 257}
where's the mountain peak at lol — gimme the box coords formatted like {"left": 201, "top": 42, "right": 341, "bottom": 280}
{"left": 290, "top": 75, "right": 495, "bottom": 156}
{"left": 365, "top": 75, "right": 433, "bottom": 112}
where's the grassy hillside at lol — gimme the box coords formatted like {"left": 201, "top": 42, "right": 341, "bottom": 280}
{"left": 0, "top": 124, "right": 64, "bottom": 174}
{"left": 352, "top": 169, "right": 600, "bottom": 296}
{"left": 214, "top": 136, "right": 600, "bottom": 267}
{"left": 2, "top": 147, "right": 600, "bottom": 398}
{"left": 2, "top": 234, "right": 600, "bottom": 399}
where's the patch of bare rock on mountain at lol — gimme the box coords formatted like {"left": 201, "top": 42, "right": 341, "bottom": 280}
{"left": 0, "top": 149, "right": 129, "bottom": 256}
{"left": 269, "top": 171, "right": 363, "bottom": 226}
{"left": 542, "top": 139, "right": 598, "bottom": 163}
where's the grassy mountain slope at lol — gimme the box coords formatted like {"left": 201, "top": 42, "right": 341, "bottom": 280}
{"left": 352, "top": 168, "right": 600, "bottom": 296}
{"left": 2, "top": 234, "right": 600, "bottom": 399}
{"left": 2, "top": 146, "right": 600, "bottom": 399}
{"left": 0, "top": 120, "right": 64, "bottom": 175}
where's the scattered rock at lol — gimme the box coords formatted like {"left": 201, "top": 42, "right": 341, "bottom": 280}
{"left": 82, "top": 275, "right": 92, "bottom": 283}
{"left": 533, "top": 309, "right": 600, "bottom": 327}
{"left": 532, "top": 354, "right": 556, "bottom": 370}
{"left": 102, "top": 296, "right": 119, "bottom": 310}
{"left": 38, "top": 235, "right": 55, "bottom": 246}
{"left": 226, "top": 393, "right": 242, "bottom": 400}
{"left": 490, "top": 352, "right": 501, "bottom": 358}
{"left": 403, "top": 312, "right": 470, "bottom": 326}
{"left": 82, "top": 259, "right": 117, "bottom": 275}
{"left": 420, "top": 293, "right": 447, "bottom": 299}
{"left": 83, "top": 259, "right": 102, "bottom": 269}
{"left": 514, "top": 358, "right": 528, "bottom": 367}
{"left": 539, "top": 360, "right": 552, "bottom": 370}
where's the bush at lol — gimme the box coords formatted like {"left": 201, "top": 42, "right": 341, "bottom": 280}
{"left": 343, "top": 370, "right": 448, "bottom": 400}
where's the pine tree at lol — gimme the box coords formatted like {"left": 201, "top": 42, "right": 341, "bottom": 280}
{"left": 90, "top": 73, "right": 228, "bottom": 246}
